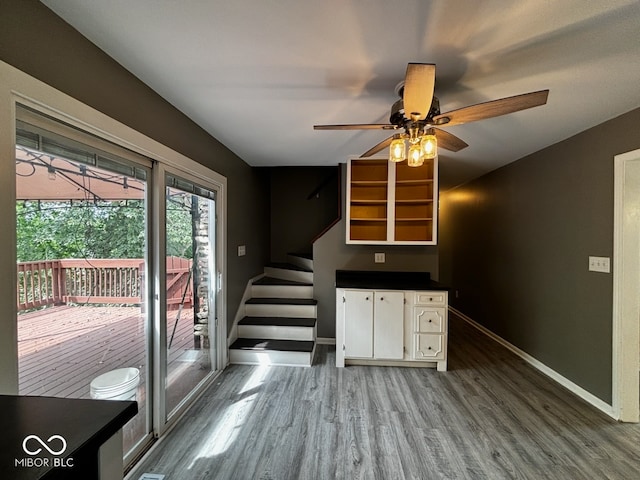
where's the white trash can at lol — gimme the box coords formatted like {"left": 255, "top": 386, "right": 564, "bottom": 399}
{"left": 90, "top": 367, "right": 140, "bottom": 401}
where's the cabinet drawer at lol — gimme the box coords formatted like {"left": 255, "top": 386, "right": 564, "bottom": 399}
{"left": 413, "top": 334, "right": 445, "bottom": 360}
{"left": 414, "top": 307, "right": 445, "bottom": 333}
{"left": 414, "top": 292, "right": 446, "bottom": 305}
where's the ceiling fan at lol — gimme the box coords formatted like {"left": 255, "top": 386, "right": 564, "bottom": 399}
{"left": 314, "top": 63, "right": 549, "bottom": 166}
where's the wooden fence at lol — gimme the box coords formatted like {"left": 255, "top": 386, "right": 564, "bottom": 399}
{"left": 17, "top": 257, "right": 192, "bottom": 312}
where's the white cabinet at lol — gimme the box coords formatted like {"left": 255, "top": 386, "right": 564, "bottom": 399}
{"left": 342, "top": 290, "right": 404, "bottom": 360}
{"left": 336, "top": 288, "right": 447, "bottom": 370}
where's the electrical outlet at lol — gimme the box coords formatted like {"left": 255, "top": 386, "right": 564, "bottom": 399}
{"left": 238, "top": 245, "right": 246, "bottom": 256}
{"left": 374, "top": 252, "right": 385, "bottom": 263}
{"left": 588, "top": 256, "right": 610, "bottom": 273}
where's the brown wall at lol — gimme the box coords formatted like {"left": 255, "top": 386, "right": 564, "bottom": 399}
{"left": 269, "top": 166, "right": 339, "bottom": 262}
{"left": 439, "top": 107, "right": 640, "bottom": 403}
{"left": 0, "top": 0, "right": 270, "bottom": 331}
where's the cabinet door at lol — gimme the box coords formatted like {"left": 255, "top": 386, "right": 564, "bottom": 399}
{"left": 373, "top": 291, "right": 405, "bottom": 359}
{"left": 344, "top": 290, "right": 374, "bottom": 358}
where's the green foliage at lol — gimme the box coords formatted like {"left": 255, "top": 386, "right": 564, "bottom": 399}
{"left": 166, "top": 196, "right": 193, "bottom": 258}
{"left": 16, "top": 200, "right": 147, "bottom": 261}
{"left": 16, "top": 194, "right": 199, "bottom": 262}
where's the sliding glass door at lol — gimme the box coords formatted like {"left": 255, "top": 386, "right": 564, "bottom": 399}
{"left": 15, "top": 106, "right": 153, "bottom": 457}
{"left": 164, "top": 174, "right": 218, "bottom": 418}
{"left": 13, "top": 101, "right": 226, "bottom": 470}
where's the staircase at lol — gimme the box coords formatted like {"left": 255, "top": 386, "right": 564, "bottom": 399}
{"left": 229, "top": 253, "right": 317, "bottom": 366}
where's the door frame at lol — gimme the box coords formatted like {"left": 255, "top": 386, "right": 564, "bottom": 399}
{"left": 0, "top": 60, "right": 228, "bottom": 462}
{"left": 613, "top": 147, "right": 640, "bottom": 422}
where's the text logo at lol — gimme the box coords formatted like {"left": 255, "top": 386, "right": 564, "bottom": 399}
{"left": 22, "top": 435, "right": 67, "bottom": 456}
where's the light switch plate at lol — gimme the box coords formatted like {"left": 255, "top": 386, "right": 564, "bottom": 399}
{"left": 238, "top": 245, "right": 246, "bottom": 256}
{"left": 374, "top": 252, "right": 385, "bottom": 263}
{"left": 588, "top": 256, "right": 610, "bottom": 273}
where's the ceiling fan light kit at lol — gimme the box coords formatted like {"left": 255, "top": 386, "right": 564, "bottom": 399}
{"left": 389, "top": 135, "right": 406, "bottom": 163}
{"left": 314, "top": 62, "right": 549, "bottom": 167}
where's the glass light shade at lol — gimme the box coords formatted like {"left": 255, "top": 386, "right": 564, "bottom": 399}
{"left": 407, "top": 144, "right": 424, "bottom": 167}
{"left": 420, "top": 133, "right": 437, "bottom": 160}
{"left": 389, "top": 137, "right": 406, "bottom": 162}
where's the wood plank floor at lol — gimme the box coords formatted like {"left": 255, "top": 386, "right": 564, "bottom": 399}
{"left": 131, "top": 312, "right": 640, "bottom": 480}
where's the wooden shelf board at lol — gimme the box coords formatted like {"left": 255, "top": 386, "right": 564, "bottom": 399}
{"left": 351, "top": 218, "right": 387, "bottom": 222}
{"left": 395, "top": 218, "right": 433, "bottom": 222}
{"left": 395, "top": 179, "right": 433, "bottom": 185}
{"left": 395, "top": 199, "right": 433, "bottom": 204}
{"left": 351, "top": 180, "right": 388, "bottom": 186}
{"left": 351, "top": 199, "right": 388, "bottom": 204}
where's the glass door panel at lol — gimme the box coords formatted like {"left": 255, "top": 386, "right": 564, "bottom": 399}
{"left": 165, "top": 175, "right": 217, "bottom": 417}
{"left": 15, "top": 115, "right": 151, "bottom": 457}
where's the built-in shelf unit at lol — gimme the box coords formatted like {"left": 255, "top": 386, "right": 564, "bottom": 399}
{"left": 346, "top": 158, "right": 437, "bottom": 244}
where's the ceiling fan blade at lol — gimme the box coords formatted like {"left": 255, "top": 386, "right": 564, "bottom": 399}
{"left": 360, "top": 136, "right": 394, "bottom": 158}
{"left": 434, "top": 89, "right": 549, "bottom": 127}
{"left": 403, "top": 63, "right": 435, "bottom": 121}
{"left": 314, "top": 124, "right": 397, "bottom": 130}
{"left": 434, "top": 128, "right": 468, "bottom": 152}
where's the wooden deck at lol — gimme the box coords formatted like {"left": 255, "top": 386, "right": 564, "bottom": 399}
{"left": 18, "top": 304, "right": 198, "bottom": 398}
{"left": 17, "top": 304, "right": 208, "bottom": 454}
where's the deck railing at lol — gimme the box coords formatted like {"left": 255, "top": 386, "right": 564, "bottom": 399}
{"left": 17, "top": 257, "right": 192, "bottom": 312}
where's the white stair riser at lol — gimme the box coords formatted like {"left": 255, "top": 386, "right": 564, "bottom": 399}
{"left": 251, "top": 284, "right": 313, "bottom": 299}
{"left": 238, "top": 324, "right": 316, "bottom": 341}
{"left": 264, "top": 266, "right": 313, "bottom": 283}
{"left": 229, "top": 348, "right": 313, "bottom": 367}
{"left": 287, "top": 255, "right": 313, "bottom": 271}
{"left": 245, "top": 303, "right": 317, "bottom": 318}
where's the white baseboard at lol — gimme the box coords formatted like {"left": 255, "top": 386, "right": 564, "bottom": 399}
{"left": 316, "top": 337, "right": 336, "bottom": 345}
{"left": 449, "top": 307, "right": 615, "bottom": 419}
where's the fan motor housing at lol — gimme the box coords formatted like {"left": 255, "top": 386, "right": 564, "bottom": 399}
{"left": 390, "top": 96, "right": 441, "bottom": 126}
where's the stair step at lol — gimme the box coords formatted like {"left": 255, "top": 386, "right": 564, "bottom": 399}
{"left": 251, "top": 277, "right": 313, "bottom": 299}
{"left": 286, "top": 253, "right": 313, "bottom": 271}
{"left": 246, "top": 297, "right": 317, "bottom": 306}
{"left": 266, "top": 262, "right": 312, "bottom": 272}
{"left": 265, "top": 263, "right": 314, "bottom": 283}
{"left": 229, "top": 337, "right": 316, "bottom": 367}
{"left": 239, "top": 316, "right": 316, "bottom": 327}
{"left": 253, "top": 276, "right": 312, "bottom": 287}
{"left": 230, "top": 338, "right": 314, "bottom": 352}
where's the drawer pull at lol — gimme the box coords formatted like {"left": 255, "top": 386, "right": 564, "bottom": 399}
{"left": 427, "top": 346, "right": 432, "bottom": 350}
{"left": 365, "top": 297, "right": 369, "bottom": 301}
{"left": 380, "top": 297, "right": 384, "bottom": 301}
{"left": 428, "top": 319, "right": 432, "bottom": 323}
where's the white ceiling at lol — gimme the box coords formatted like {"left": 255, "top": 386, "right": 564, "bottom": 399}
{"left": 41, "top": 0, "right": 640, "bottom": 189}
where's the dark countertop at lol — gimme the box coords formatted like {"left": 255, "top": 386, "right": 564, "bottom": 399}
{"left": 335, "top": 270, "right": 449, "bottom": 291}
{"left": 0, "top": 395, "right": 137, "bottom": 480}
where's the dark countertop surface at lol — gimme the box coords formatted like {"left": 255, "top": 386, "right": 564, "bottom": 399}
{"left": 0, "top": 395, "right": 137, "bottom": 480}
{"left": 335, "top": 270, "right": 449, "bottom": 291}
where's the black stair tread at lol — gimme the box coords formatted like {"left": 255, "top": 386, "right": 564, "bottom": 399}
{"left": 246, "top": 297, "right": 318, "bottom": 305}
{"left": 253, "top": 276, "right": 312, "bottom": 287}
{"left": 239, "top": 316, "right": 316, "bottom": 327}
{"left": 230, "top": 338, "right": 314, "bottom": 352}
{"left": 266, "top": 262, "right": 313, "bottom": 273}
